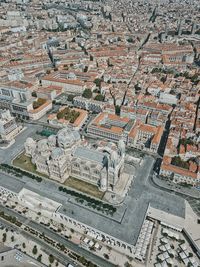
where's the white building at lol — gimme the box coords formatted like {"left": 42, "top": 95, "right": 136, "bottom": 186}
{"left": 0, "top": 109, "right": 21, "bottom": 141}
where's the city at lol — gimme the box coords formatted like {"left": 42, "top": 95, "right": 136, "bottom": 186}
{"left": 0, "top": 0, "right": 199, "bottom": 266}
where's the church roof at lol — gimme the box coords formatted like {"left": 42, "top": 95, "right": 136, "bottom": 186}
{"left": 74, "top": 146, "right": 105, "bottom": 164}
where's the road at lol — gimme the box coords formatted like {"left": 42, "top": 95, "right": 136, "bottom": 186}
{"left": 0, "top": 205, "right": 116, "bottom": 267}
{"left": 0, "top": 123, "right": 42, "bottom": 164}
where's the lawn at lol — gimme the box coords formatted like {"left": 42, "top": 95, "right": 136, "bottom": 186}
{"left": 64, "top": 177, "right": 105, "bottom": 199}
{"left": 13, "top": 152, "right": 48, "bottom": 178}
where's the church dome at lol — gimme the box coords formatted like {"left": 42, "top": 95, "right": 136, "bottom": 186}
{"left": 37, "top": 139, "right": 49, "bottom": 153}
{"left": 57, "top": 127, "right": 80, "bottom": 148}
{"left": 26, "top": 137, "right": 35, "bottom": 145}
{"left": 51, "top": 147, "right": 64, "bottom": 160}
{"left": 48, "top": 135, "right": 57, "bottom": 147}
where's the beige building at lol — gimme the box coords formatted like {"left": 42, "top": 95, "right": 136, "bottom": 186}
{"left": 128, "top": 122, "right": 164, "bottom": 154}
{"left": 0, "top": 109, "right": 21, "bottom": 141}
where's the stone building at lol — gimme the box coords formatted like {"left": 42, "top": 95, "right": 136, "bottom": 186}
{"left": 24, "top": 127, "right": 125, "bottom": 192}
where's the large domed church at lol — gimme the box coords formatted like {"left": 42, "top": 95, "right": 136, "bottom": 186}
{"left": 25, "top": 127, "right": 125, "bottom": 192}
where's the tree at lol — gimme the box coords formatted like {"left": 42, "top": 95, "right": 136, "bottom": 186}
{"left": 37, "top": 254, "right": 42, "bottom": 262}
{"left": 11, "top": 236, "right": 14, "bottom": 242}
{"left": 161, "top": 76, "right": 167, "bottom": 83}
{"left": 134, "top": 83, "right": 141, "bottom": 92}
{"left": 189, "top": 252, "right": 193, "bottom": 257}
{"left": 32, "top": 245, "right": 38, "bottom": 255}
{"left": 104, "top": 254, "right": 109, "bottom": 259}
{"left": 115, "top": 105, "right": 120, "bottom": 115}
{"left": 33, "top": 98, "right": 46, "bottom": 109}
{"left": 49, "top": 254, "right": 55, "bottom": 264}
{"left": 93, "top": 78, "right": 101, "bottom": 88}
{"left": 94, "top": 94, "right": 104, "bottom": 101}
{"left": 82, "top": 88, "right": 92, "bottom": 99}
{"left": 2, "top": 233, "right": 6, "bottom": 242}
{"left": 32, "top": 91, "right": 37, "bottom": 97}
{"left": 22, "top": 242, "right": 26, "bottom": 249}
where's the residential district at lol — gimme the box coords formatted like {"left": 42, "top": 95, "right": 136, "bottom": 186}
{"left": 0, "top": 0, "right": 199, "bottom": 266}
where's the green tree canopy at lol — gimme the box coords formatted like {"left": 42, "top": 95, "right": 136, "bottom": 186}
{"left": 82, "top": 88, "right": 92, "bottom": 99}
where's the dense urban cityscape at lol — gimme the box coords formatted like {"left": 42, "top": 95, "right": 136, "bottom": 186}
{"left": 0, "top": 0, "right": 199, "bottom": 266}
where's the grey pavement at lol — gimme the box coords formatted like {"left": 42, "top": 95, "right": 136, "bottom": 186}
{"left": 0, "top": 206, "right": 115, "bottom": 267}
{"left": 0, "top": 124, "right": 42, "bottom": 164}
